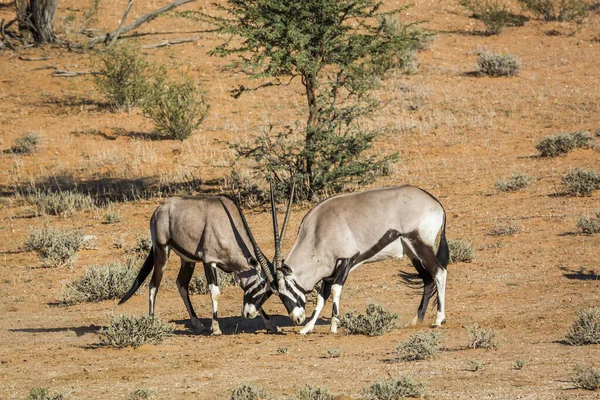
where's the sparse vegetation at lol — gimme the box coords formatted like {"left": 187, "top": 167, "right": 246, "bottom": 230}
{"left": 26, "top": 189, "right": 97, "bottom": 217}
{"left": 467, "top": 359, "right": 485, "bottom": 371}
{"left": 230, "top": 384, "right": 269, "bottom": 400}
{"left": 27, "top": 387, "right": 63, "bottom": 400}
{"left": 130, "top": 235, "right": 153, "bottom": 255}
{"left": 103, "top": 209, "right": 123, "bottom": 224}
{"left": 488, "top": 219, "right": 521, "bottom": 236}
{"left": 536, "top": 131, "right": 594, "bottom": 157}
{"left": 128, "top": 388, "right": 154, "bottom": 400}
{"left": 571, "top": 365, "right": 600, "bottom": 390}
{"left": 448, "top": 239, "right": 474, "bottom": 263}
{"left": 10, "top": 132, "right": 40, "bottom": 154}
{"left": 23, "top": 226, "right": 84, "bottom": 267}
{"left": 561, "top": 168, "right": 600, "bottom": 196}
{"left": 460, "top": 0, "right": 512, "bottom": 34}
{"left": 98, "top": 314, "right": 173, "bottom": 348}
{"left": 476, "top": 52, "right": 521, "bottom": 76}
{"left": 188, "top": 269, "right": 239, "bottom": 295}
{"left": 466, "top": 324, "right": 498, "bottom": 349}
{"left": 514, "top": 359, "right": 527, "bottom": 370}
{"left": 566, "top": 308, "right": 600, "bottom": 345}
{"left": 324, "top": 347, "right": 342, "bottom": 358}
{"left": 338, "top": 304, "right": 398, "bottom": 336}
{"left": 518, "top": 0, "right": 590, "bottom": 22}
{"left": 577, "top": 212, "right": 600, "bottom": 234}
{"left": 494, "top": 173, "right": 534, "bottom": 192}
{"left": 362, "top": 377, "right": 427, "bottom": 399}
{"left": 395, "top": 330, "right": 445, "bottom": 362}
{"left": 60, "top": 260, "right": 139, "bottom": 305}
{"left": 295, "top": 385, "right": 333, "bottom": 400}
{"left": 276, "top": 346, "right": 289, "bottom": 354}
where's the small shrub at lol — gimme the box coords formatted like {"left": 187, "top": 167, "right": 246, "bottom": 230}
{"left": 338, "top": 304, "right": 398, "bottom": 336}
{"left": 324, "top": 347, "right": 342, "bottom": 358}
{"left": 129, "top": 388, "right": 154, "bottom": 400}
{"left": 130, "top": 235, "right": 153, "bottom": 255}
{"left": 276, "top": 346, "right": 289, "bottom": 354}
{"left": 103, "top": 210, "right": 123, "bottom": 224}
{"left": 23, "top": 226, "right": 84, "bottom": 267}
{"left": 566, "top": 308, "right": 600, "bottom": 345}
{"left": 518, "top": 0, "right": 590, "bottom": 22}
{"left": 142, "top": 73, "right": 209, "bottom": 140}
{"left": 494, "top": 173, "right": 534, "bottom": 192}
{"left": 467, "top": 359, "right": 484, "bottom": 371}
{"left": 460, "top": 0, "right": 512, "bottom": 34}
{"left": 221, "top": 169, "right": 269, "bottom": 208}
{"left": 577, "top": 212, "right": 600, "bottom": 234}
{"left": 60, "top": 260, "right": 139, "bottom": 305}
{"left": 295, "top": 385, "right": 333, "bottom": 400}
{"left": 571, "top": 365, "right": 600, "bottom": 390}
{"left": 514, "top": 359, "right": 527, "bottom": 370}
{"left": 98, "top": 314, "right": 173, "bottom": 348}
{"left": 561, "top": 167, "right": 600, "bottom": 196}
{"left": 488, "top": 220, "right": 521, "bottom": 236}
{"left": 230, "top": 384, "right": 268, "bottom": 400}
{"left": 10, "top": 132, "right": 40, "bottom": 154}
{"left": 395, "top": 330, "right": 445, "bottom": 362}
{"left": 466, "top": 324, "right": 498, "bottom": 349}
{"left": 362, "top": 377, "right": 426, "bottom": 399}
{"left": 448, "top": 239, "right": 473, "bottom": 263}
{"left": 27, "top": 189, "right": 97, "bottom": 217}
{"left": 536, "top": 131, "right": 594, "bottom": 157}
{"left": 27, "top": 387, "right": 63, "bottom": 400}
{"left": 476, "top": 52, "right": 521, "bottom": 76}
{"left": 188, "top": 269, "right": 239, "bottom": 295}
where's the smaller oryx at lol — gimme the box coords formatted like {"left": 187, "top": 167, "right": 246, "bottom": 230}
{"left": 271, "top": 185, "right": 449, "bottom": 334}
{"left": 119, "top": 195, "right": 286, "bottom": 335}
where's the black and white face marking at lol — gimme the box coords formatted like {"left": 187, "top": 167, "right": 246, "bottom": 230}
{"left": 276, "top": 267, "right": 307, "bottom": 325}
{"left": 240, "top": 269, "right": 272, "bottom": 319}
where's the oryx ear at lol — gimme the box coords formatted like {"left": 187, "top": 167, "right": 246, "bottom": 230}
{"left": 279, "top": 264, "right": 292, "bottom": 275}
{"left": 247, "top": 256, "right": 259, "bottom": 268}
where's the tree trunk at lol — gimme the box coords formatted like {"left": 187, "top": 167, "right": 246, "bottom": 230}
{"left": 304, "top": 74, "right": 318, "bottom": 193}
{"left": 15, "top": 0, "right": 57, "bottom": 44}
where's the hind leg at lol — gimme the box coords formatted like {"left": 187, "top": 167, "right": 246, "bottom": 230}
{"left": 177, "top": 260, "right": 206, "bottom": 333}
{"left": 408, "top": 258, "right": 436, "bottom": 327}
{"left": 432, "top": 267, "right": 447, "bottom": 328}
{"left": 204, "top": 262, "right": 222, "bottom": 336}
{"left": 149, "top": 244, "right": 169, "bottom": 317}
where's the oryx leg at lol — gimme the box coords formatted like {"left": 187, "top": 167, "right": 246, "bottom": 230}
{"left": 259, "top": 309, "right": 282, "bottom": 334}
{"left": 204, "top": 262, "right": 222, "bottom": 336}
{"left": 408, "top": 258, "right": 436, "bottom": 327}
{"left": 330, "top": 259, "right": 352, "bottom": 334}
{"left": 299, "top": 281, "right": 332, "bottom": 335}
{"left": 176, "top": 260, "right": 205, "bottom": 333}
{"left": 149, "top": 244, "right": 169, "bottom": 317}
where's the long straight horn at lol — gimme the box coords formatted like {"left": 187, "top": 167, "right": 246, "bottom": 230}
{"left": 270, "top": 175, "right": 281, "bottom": 271}
{"left": 278, "top": 181, "right": 296, "bottom": 267}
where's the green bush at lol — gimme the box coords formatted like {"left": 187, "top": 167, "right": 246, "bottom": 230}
{"left": 142, "top": 73, "right": 209, "bottom": 140}
{"left": 221, "top": 169, "right": 269, "bottom": 208}
{"left": 103, "top": 210, "right": 123, "bottom": 224}
{"left": 338, "top": 304, "right": 397, "bottom": 336}
{"left": 460, "top": 0, "right": 512, "bottom": 34}
{"left": 467, "top": 359, "right": 484, "bottom": 371}
{"left": 93, "top": 43, "right": 151, "bottom": 111}
{"left": 188, "top": 269, "right": 239, "bottom": 295}
{"left": 566, "top": 308, "right": 600, "bottom": 345}
{"left": 561, "top": 167, "right": 600, "bottom": 196}
{"left": 577, "top": 212, "right": 600, "bottom": 234}
{"left": 571, "top": 365, "right": 600, "bottom": 390}
{"left": 395, "top": 330, "right": 445, "bottom": 361}
{"left": 518, "top": 0, "right": 590, "bottom": 22}
{"left": 448, "top": 239, "right": 473, "bottom": 263}
{"left": 230, "top": 384, "right": 269, "bottom": 400}
{"left": 98, "top": 314, "right": 173, "bottom": 348}
{"left": 514, "top": 359, "right": 527, "bottom": 370}
{"left": 26, "top": 189, "right": 97, "bottom": 217}
{"left": 494, "top": 173, "right": 533, "bottom": 192}
{"left": 536, "top": 131, "right": 594, "bottom": 157}
{"left": 128, "top": 389, "right": 154, "bottom": 400}
{"left": 476, "top": 52, "right": 521, "bottom": 76}
{"left": 295, "top": 385, "right": 333, "bottom": 400}
{"left": 23, "top": 226, "right": 84, "bottom": 267}
{"left": 27, "top": 387, "right": 63, "bottom": 400}
{"left": 10, "top": 132, "right": 40, "bottom": 154}
{"left": 466, "top": 324, "right": 498, "bottom": 349}
{"left": 60, "top": 260, "right": 139, "bottom": 305}
{"left": 362, "top": 377, "right": 426, "bottom": 399}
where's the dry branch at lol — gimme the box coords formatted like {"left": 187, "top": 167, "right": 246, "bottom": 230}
{"left": 141, "top": 36, "right": 199, "bottom": 49}
{"left": 90, "top": 0, "right": 197, "bottom": 47}
{"left": 0, "top": 19, "right": 17, "bottom": 51}
{"left": 108, "top": 0, "right": 135, "bottom": 48}
{"left": 52, "top": 70, "right": 97, "bottom": 77}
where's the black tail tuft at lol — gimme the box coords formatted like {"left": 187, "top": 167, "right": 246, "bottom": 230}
{"left": 436, "top": 215, "right": 449, "bottom": 269}
{"left": 119, "top": 250, "right": 154, "bottom": 305}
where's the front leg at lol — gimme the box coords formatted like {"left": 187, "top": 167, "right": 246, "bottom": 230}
{"left": 259, "top": 309, "right": 281, "bottom": 333}
{"left": 330, "top": 258, "right": 352, "bottom": 334}
{"left": 299, "top": 281, "right": 332, "bottom": 335}
{"left": 204, "top": 262, "right": 222, "bottom": 336}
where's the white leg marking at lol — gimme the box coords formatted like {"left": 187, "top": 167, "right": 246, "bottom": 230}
{"left": 432, "top": 268, "right": 447, "bottom": 328}
{"left": 330, "top": 284, "right": 342, "bottom": 334}
{"left": 209, "top": 284, "right": 222, "bottom": 335}
{"left": 149, "top": 286, "right": 157, "bottom": 316}
{"left": 299, "top": 293, "right": 325, "bottom": 335}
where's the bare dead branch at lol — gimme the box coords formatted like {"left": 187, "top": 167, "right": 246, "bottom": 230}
{"left": 19, "top": 56, "right": 53, "bottom": 61}
{"left": 141, "top": 36, "right": 199, "bottom": 49}
{"left": 52, "top": 70, "right": 98, "bottom": 77}
{"left": 108, "top": 0, "right": 135, "bottom": 48}
{"left": 0, "top": 19, "right": 17, "bottom": 51}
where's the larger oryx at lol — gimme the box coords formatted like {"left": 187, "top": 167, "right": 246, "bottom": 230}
{"left": 271, "top": 185, "right": 449, "bottom": 334}
{"left": 119, "top": 195, "right": 284, "bottom": 335}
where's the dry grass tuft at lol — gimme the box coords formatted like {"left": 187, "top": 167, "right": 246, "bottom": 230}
{"left": 98, "top": 314, "right": 173, "bottom": 348}
{"left": 339, "top": 304, "right": 398, "bottom": 336}
{"left": 566, "top": 308, "right": 600, "bottom": 345}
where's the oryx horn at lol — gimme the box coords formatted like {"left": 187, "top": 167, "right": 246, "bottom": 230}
{"left": 270, "top": 175, "right": 295, "bottom": 270}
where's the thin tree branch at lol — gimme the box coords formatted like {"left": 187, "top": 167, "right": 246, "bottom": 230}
{"left": 141, "top": 36, "right": 199, "bottom": 49}
{"left": 0, "top": 19, "right": 17, "bottom": 51}
{"left": 52, "top": 70, "right": 98, "bottom": 77}
{"left": 108, "top": 0, "right": 134, "bottom": 48}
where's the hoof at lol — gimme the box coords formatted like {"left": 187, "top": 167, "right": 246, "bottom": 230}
{"left": 299, "top": 327, "right": 312, "bottom": 335}
{"left": 211, "top": 329, "right": 223, "bottom": 336}
{"left": 269, "top": 325, "right": 283, "bottom": 334}
{"left": 190, "top": 318, "right": 207, "bottom": 333}
{"left": 210, "top": 321, "right": 222, "bottom": 336}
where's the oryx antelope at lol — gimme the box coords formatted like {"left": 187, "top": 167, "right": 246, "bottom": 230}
{"left": 119, "top": 195, "right": 282, "bottom": 335}
{"left": 272, "top": 185, "right": 449, "bottom": 334}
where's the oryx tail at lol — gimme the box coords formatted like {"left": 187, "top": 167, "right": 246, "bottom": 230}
{"left": 119, "top": 250, "right": 155, "bottom": 305}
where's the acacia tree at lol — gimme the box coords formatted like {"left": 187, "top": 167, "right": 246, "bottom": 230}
{"left": 15, "top": 0, "right": 58, "bottom": 44}
{"left": 205, "top": 0, "right": 423, "bottom": 201}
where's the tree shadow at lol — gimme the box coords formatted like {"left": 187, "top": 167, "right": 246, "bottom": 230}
{"left": 37, "top": 95, "right": 113, "bottom": 114}
{"left": 9, "top": 324, "right": 101, "bottom": 337}
{"left": 560, "top": 266, "right": 599, "bottom": 281}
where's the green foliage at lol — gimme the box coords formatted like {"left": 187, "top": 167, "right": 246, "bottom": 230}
{"left": 142, "top": 72, "right": 209, "bottom": 140}
{"left": 467, "top": 359, "right": 484, "bottom": 371}
{"left": 466, "top": 324, "right": 498, "bottom": 349}
{"left": 476, "top": 52, "right": 521, "bottom": 76}
{"left": 60, "top": 260, "right": 139, "bottom": 305}
{"left": 566, "top": 308, "right": 600, "bottom": 345}
{"left": 324, "top": 347, "right": 342, "bottom": 358}
{"left": 518, "top": 0, "right": 590, "bottom": 22}
{"left": 188, "top": 269, "right": 239, "bottom": 295}
{"left": 276, "top": 346, "right": 289, "bottom": 354}
{"left": 362, "top": 377, "right": 427, "bottom": 399}
{"left": 295, "top": 385, "right": 333, "bottom": 400}
{"left": 338, "top": 304, "right": 397, "bottom": 336}
{"left": 26, "top": 189, "right": 97, "bottom": 217}
{"left": 92, "top": 43, "right": 151, "bottom": 111}
{"left": 395, "top": 330, "right": 445, "bottom": 362}
{"left": 536, "top": 131, "right": 594, "bottom": 157}
{"left": 571, "top": 365, "right": 600, "bottom": 390}
{"left": 10, "top": 132, "right": 40, "bottom": 154}
{"left": 23, "top": 226, "right": 84, "bottom": 267}
{"left": 103, "top": 210, "right": 123, "bottom": 224}
{"left": 494, "top": 173, "right": 533, "bottom": 192}
{"left": 561, "top": 167, "right": 600, "bottom": 196}
{"left": 27, "top": 387, "right": 63, "bottom": 400}
{"left": 98, "top": 314, "right": 173, "bottom": 348}
{"left": 514, "top": 359, "right": 527, "bottom": 370}
{"left": 448, "top": 239, "right": 473, "bottom": 263}
{"left": 577, "top": 212, "right": 600, "bottom": 234}
{"left": 206, "top": 0, "right": 424, "bottom": 201}
{"left": 128, "top": 389, "right": 154, "bottom": 400}
{"left": 130, "top": 235, "right": 153, "bottom": 255}
{"left": 460, "top": 0, "right": 513, "bottom": 34}
{"left": 230, "top": 384, "right": 269, "bottom": 400}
